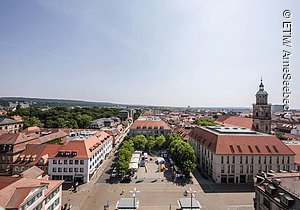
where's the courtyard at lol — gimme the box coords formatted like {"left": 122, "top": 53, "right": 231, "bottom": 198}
{"left": 63, "top": 152, "right": 255, "bottom": 210}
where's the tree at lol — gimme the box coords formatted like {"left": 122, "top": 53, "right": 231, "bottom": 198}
{"left": 22, "top": 116, "right": 41, "bottom": 128}
{"left": 116, "top": 138, "right": 134, "bottom": 175}
{"left": 146, "top": 136, "right": 156, "bottom": 153}
{"left": 133, "top": 135, "right": 147, "bottom": 151}
{"left": 168, "top": 136, "right": 196, "bottom": 175}
{"left": 194, "top": 118, "right": 216, "bottom": 126}
{"left": 155, "top": 135, "right": 166, "bottom": 149}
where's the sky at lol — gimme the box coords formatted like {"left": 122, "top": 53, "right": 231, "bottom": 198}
{"left": 0, "top": 0, "right": 299, "bottom": 108}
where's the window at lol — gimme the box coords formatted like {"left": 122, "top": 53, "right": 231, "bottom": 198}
{"left": 80, "top": 160, "right": 84, "bottom": 165}
{"left": 251, "top": 156, "right": 254, "bottom": 164}
{"left": 250, "top": 165, "right": 253, "bottom": 173}
{"left": 240, "top": 165, "right": 243, "bottom": 173}
{"left": 75, "top": 160, "right": 79, "bottom": 165}
{"left": 53, "top": 160, "right": 57, "bottom": 164}
{"left": 64, "top": 168, "right": 68, "bottom": 172}
{"left": 221, "top": 165, "right": 225, "bottom": 173}
{"left": 221, "top": 156, "right": 224, "bottom": 164}
{"left": 58, "top": 168, "right": 62, "bottom": 172}
{"left": 75, "top": 168, "right": 78, "bottom": 172}
{"left": 69, "top": 160, "right": 73, "bottom": 164}
{"left": 231, "top": 165, "right": 235, "bottom": 173}
{"left": 64, "top": 160, "right": 68, "bottom": 164}
{"left": 53, "top": 167, "right": 57, "bottom": 172}
{"left": 227, "top": 156, "right": 229, "bottom": 164}
{"left": 240, "top": 156, "right": 242, "bottom": 164}
{"left": 277, "top": 156, "right": 279, "bottom": 164}
{"left": 69, "top": 168, "right": 73, "bottom": 172}
{"left": 258, "top": 156, "right": 261, "bottom": 164}
{"left": 80, "top": 168, "right": 84, "bottom": 172}
{"left": 245, "top": 156, "right": 248, "bottom": 164}
{"left": 232, "top": 156, "right": 235, "bottom": 164}
{"left": 58, "top": 160, "right": 62, "bottom": 164}
{"left": 269, "top": 156, "right": 272, "bottom": 164}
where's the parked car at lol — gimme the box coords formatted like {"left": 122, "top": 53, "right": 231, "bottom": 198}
{"left": 111, "top": 168, "right": 118, "bottom": 178}
{"left": 120, "top": 175, "right": 131, "bottom": 183}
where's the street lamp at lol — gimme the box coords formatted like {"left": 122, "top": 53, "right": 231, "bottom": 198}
{"left": 186, "top": 188, "right": 197, "bottom": 210}
{"left": 129, "top": 188, "right": 140, "bottom": 209}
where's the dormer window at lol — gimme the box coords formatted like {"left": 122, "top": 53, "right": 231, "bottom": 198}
{"left": 137, "top": 126, "right": 141, "bottom": 129}
{"left": 280, "top": 193, "right": 294, "bottom": 206}
{"left": 142, "top": 126, "right": 147, "bottom": 129}
{"left": 265, "top": 184, "right": 275, "bottom": 194}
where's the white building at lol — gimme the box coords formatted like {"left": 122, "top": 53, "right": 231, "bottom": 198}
{"left": 48, "top": 130, "right": 113, "bottom": 183}
{"left": 188, "top": 126, "right": 295, "bottom": 183}
{"left": 0, "top": 169, "right": 63, "bottom": 210}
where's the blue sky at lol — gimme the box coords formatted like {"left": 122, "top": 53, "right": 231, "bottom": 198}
{"left": 0, "top": 0, "right": 299, "bottom": 108}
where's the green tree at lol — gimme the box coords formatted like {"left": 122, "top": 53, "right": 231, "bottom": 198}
{"left": 22, "top": 116, "right": 41, "bottom": 128}
{"left": 133, "top": 135, "right": 147, "bottom": 151}
{"left": 155, "top": 135, "right": 166, "bottom": 149}
{"left": 168, "top": 136, "right": 196, "bottom": 175}
{"left": 194, "top": 118, "right": 216, "bottom": 126}
{"left": 146, "top": 136, "right": 156, "bottom": 153}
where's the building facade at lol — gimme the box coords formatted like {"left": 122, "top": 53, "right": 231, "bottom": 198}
{"left": 188, "top": 126, "right": 295, "bottom": 184}
{"left": 0, "top": 175, "right": 63, "bottom": 210}
{"left": 254, "top": 172, "right": 300, "bottom": 210}
{"left": 253, "top": 79, "right": 272, "bottom": 134}
{"left": 129, "top": 116, "right": 172, "bottom": 138}
{"left": 0, "top": 129, "right": 67, "bottom": 175}
{"left": 48, "top": 130, "right": 113, "bottom": 183}
{"left": 0, "top": 118, "right": 23, "bottom": 133}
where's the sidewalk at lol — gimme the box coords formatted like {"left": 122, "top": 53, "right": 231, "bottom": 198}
{"left": 62, "top": 153, "right": 114, "bottom": 210}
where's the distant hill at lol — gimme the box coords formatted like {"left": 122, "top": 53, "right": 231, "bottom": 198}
{"left": 0, "top": 97, "right": 120, "bottom": 107}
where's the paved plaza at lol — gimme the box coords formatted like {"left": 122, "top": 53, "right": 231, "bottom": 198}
{"left": 62, "top": 152, "right": 255, "bottom": 210}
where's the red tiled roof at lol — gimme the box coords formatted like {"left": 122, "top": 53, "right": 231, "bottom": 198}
{"left": 0, "top": 177, "right": 20, "bottom": 190}
{"left": 215, "top": 115, "right": 254, "bottom": 130}
{"left": 49, "top": 131, "right": 112, "bottom": 159}
{"left": 286, "top": 145, "right": 300, "bottom": 164}
{"left": 0, "top": 177, "right": 63, "bottom": 208}
{"left": 143, "top": 111, "right": 156, "bottom": 116}
{"left": 131, "top": 119, "right": 171, "bottom": 130}
{"left": 284, "top": 133, "right": 300, "bottom": 140}
{"left": 21, "top": 166, "right": 44, "bottom": 179}
{"left": 6, "top": 187, "right": 35, "bottom": 209}
{"left": 12, "top": 144, "right": 62, "bottom": 167}
{"left": 0, "top": 130, "right": 7, "bottom": 135}
{"left": 189, "top": 126, "right": 295, "bottom": 155}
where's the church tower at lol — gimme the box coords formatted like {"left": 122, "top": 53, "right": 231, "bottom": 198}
{"left": 253, "top": 79, "right": 272, "bottom": 134}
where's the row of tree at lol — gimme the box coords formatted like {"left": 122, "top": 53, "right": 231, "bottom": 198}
{"left": 116, "top": 134, "right": 196, "bottom": 176}
{"left": 167, "top": 134, "right": 196, "bottom": 175}
{"left": 133, "top": 135, "right": 167, "bottom": 151}
{"left": 116, "top": 137, "right": 134, "bottom": 174}
{"left": 8, "top": 107, "right": 120, "bottom": 128}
